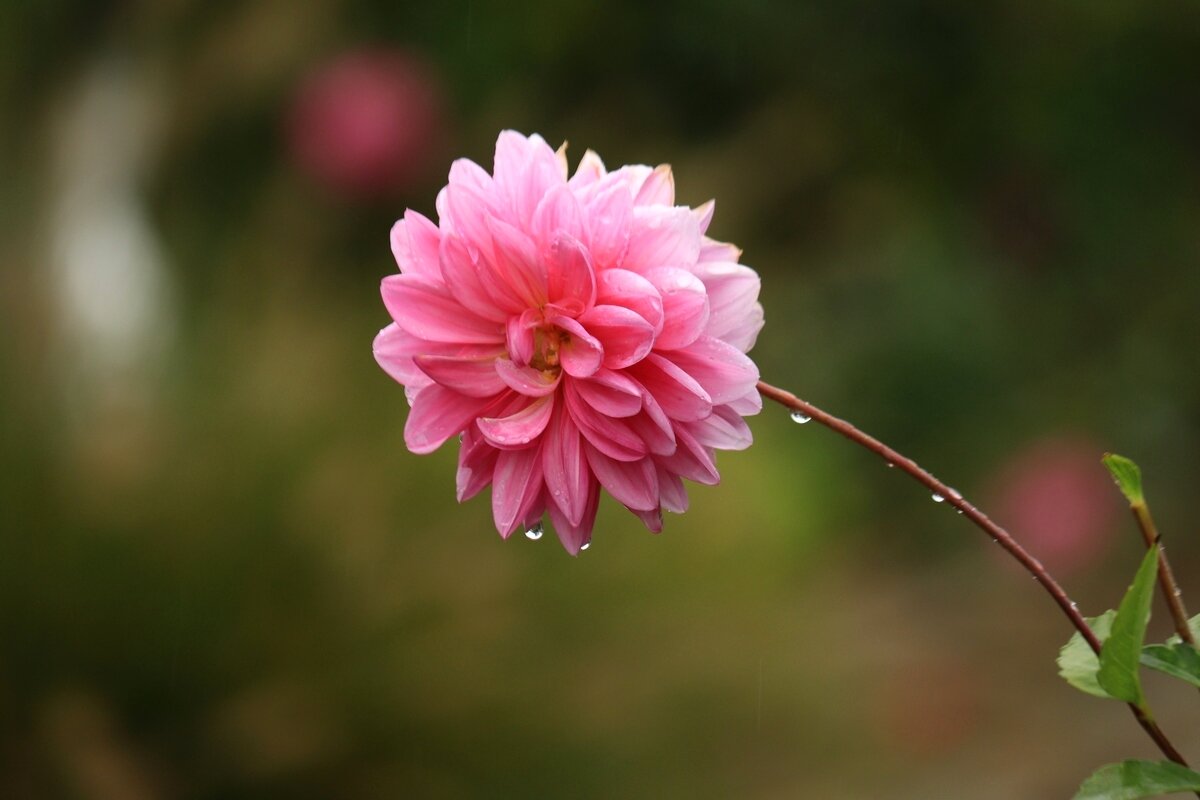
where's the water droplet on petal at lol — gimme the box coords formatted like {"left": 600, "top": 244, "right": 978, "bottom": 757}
{"left": 931, "top": 493, "right": 945, "bottom": 503}
{"left": 524, "top": 522, "right": 543, "bottom": 541}
{"left": 790, "top": 411, "right": 811, "bottom": 424}
{"left": 580, "top": 542, "right": 590, "bottom": 551}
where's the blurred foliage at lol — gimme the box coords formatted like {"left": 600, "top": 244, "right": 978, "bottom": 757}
{"left": 1, "top": 0, "right": 1199, "bottom": 797}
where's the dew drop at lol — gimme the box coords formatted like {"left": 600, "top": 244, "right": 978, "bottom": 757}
{"left": 931, "top": 493, "right": 945, "bottom": 503}
{"left": 790, "top": 411, "right": 811, "bottom": 424}
{"left": 580, "top": 542, "right": 590, "bottom": 551}
{"left": 886, "top": 462, "right": 895, "bottom": 468}
{"left": 956, "top": 509, "right": 964, "bottom": 515}
{"left": 524, "top": 522, "right": 543, "bottom": 541}
{"left": 947, "top": 487, "right": 963, "bottom": 501}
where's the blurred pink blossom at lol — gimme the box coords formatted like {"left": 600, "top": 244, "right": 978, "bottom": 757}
{"left": 375, "top": 131, "right": 764, "bottom": 553}
{"left": 985, "top": 438, "right": 1121, "bottom": 575}
{"left": 287, "top": 50, "right": 444, "bottom": 198}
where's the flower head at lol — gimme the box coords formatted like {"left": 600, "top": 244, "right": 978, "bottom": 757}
{"left": 375, "top": 131, "right": 763, "bottom": 553}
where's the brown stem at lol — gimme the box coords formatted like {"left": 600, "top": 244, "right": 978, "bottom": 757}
{"left": 1130, "top": 502, "right": 1195, "bottom": 646}
{"left": 757, "top": 380, "right": 1192, "bottom": 769}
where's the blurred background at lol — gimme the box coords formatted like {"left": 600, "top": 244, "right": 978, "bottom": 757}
{"left": 2, "top": 1, "right": 1199, "bottom": 797}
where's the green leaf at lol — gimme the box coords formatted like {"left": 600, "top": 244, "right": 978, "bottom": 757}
{"left": 1165, "top": 614, "right": 1200, "bottom": 646}
{"left": 1103, "top": 453, "right": 1145, "bottom": 506}
{"left": 1074, "top": 760, "right": 1200, "bottom": 800}
{"left": 1142, "top": 643, "right": 1200, "bottom": 689}
{"left": 1059, "top": 610, "right": 1117, "bottom": 698}
{"left": 1097, "top": 545, "right": 1160, "bottom": 709}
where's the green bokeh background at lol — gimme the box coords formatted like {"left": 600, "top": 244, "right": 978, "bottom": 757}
{"left": 2, "top": 1, "right": 1199, "bottom": 797}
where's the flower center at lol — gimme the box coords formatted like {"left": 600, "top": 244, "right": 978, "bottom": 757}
{"left": 529, "top": 325, "right": 568, "bottom": 372}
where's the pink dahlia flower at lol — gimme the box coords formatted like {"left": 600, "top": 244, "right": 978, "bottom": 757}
{"left": 374, "top": 131, "right": 764, "bottom": 554}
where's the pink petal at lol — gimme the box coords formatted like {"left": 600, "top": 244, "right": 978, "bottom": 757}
{"left": 532, "top": 183, "right": 587, "bottom": 250}
{"left": 381, "top": 274, "right": 504, "bottom": 344}
{"left": 656, "top": 464, "right": 689, "bottom": 513}
{"left": 572, "top": 368, "right": 643, "bottom": 418}
{"left": 546, "top": 479, "right": 599, "bottom": 555}
{"left": 622, "top": 206, "right": 701, "bottom": 274}
{"left": 595, "top": 269, "right": 664, "bottom": 334}
{"left": 374, "top": 324, "right": 503, "bottom": 389}
{"left": 505, "top": 308, "right": 539, "bottom": 366}
{"left": 564, "top": 380, "right": 647, "bottom": 461}
{"left": 457, "top": 427, "right": 498, "bottom": 501}
{"left": 487, "top": 215, "right": 547, "bottom": 307}
{"left": 568, "top": 149, "right": 606, "bottom": 189}
{"left": 495, "top": 358, "right": 561, "bottom": 397}
{"left": 644, "top": 267, "right": 709, "bottom": 350}
{"left": 449, "top": 155, "right": 492, "bottom": 191}
{"left": 440, "top": 178, "right": 495, "bottom": 251}
{"left": 390, "top": 210, "right": 441, "bottom": 278}
{"left": 373, "top": 324, "right": 432, "bottom": 390}
{"left": 405, "top": 384, "right": 505, "bottom": 455}
{"left": 545, "top": 234, "right": 596, "bottom": 311}
{"left": 439, "top": 233, "right": 524, "bottom": 321}
{"left": 693, "top": 199, "right": 715, "bottom": 235}
{"left": 634, "top": 164, "right": 675, "bottom": 206}
{"left": 477, "top": 395, "right": 555, "bottom": 449}
{"left": 658, "top": 425, "right": 719, "bottom": 486}
{"left": 664, "top": 335, "right": 760, "bottom": 405}
{"left": 542, "top": 403, "right": 590, "bottom": 526}
{"left": 413, "top": 354, "right": 505, "bottom": 397}
{"left": 717, "top": 303, "right": 764, "bottom": 354}
{"left": 728, "top": 388, "right": 763, "bottom": 416}
{"left": 577, "top": 304, "right": 655, "bottom": 369}
{"left": 631, "top": 507, "right": 664, "bottom": 533}
{"left": 582, "top": 180, "right": 632, "bottom": 270}
{"left": 583, "top": 446, "right": 659, "bottom": 511}
{"left": 548, "top": 314, "right": 604, "bottom": 378}
{"left": 493, "top": 131, "right": 564, "bottom": 222}
{"left": 554, "top": 141, "right": 569, "bottom": 180}
{"left": 692, "top": 261, "right": 763, "bottom": 351}
{"left": 627, "top": 353, "right": 712, "bottom": 422}
{"left": 623, "top": 378, "right": 677, "bottom": 456}
{"left": 491, "top": 444, "right": 545, "bottom": 537}
{"left": 687, "top": 405, "right": 753, "bottom": 450}
{"left": 605, "top": 164, "right": 654, "bottom": 198}
{"left": 698, "top": 237, "right": 742, "bottom": 264}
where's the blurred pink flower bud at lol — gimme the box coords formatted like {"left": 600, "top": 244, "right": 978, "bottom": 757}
{"left": 985, "top": 438, "right": 1121, "bottom": 576}
{"left": 287, "top": 50, "right": 444, "bottom": 198}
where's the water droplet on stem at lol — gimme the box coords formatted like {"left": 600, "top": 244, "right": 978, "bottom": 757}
{"left": 790, "top": 411, "right": 811, "bottom": 424}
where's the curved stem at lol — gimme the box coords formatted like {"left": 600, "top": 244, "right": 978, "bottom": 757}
{"left": 758, "top": 380, "right": 1192, "bottom": 769}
